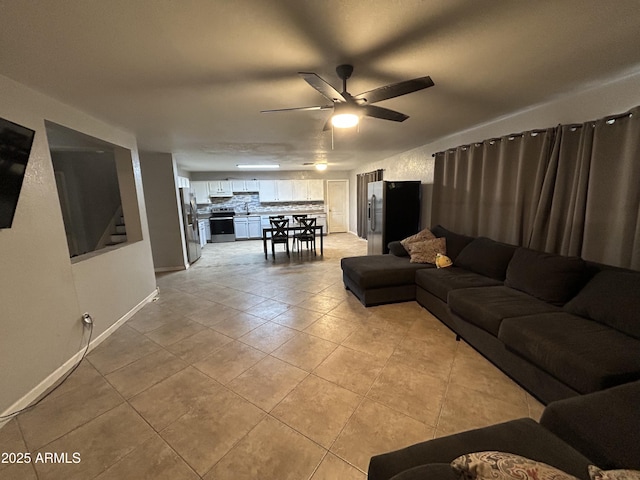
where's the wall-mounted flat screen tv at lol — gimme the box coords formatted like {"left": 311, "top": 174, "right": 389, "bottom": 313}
{"left": 0, "top": 117, "right": 35, "bottom": 229}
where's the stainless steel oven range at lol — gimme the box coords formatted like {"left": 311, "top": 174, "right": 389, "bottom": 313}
{"left": 209, "top": 207, "right": 236, "bottom": 243}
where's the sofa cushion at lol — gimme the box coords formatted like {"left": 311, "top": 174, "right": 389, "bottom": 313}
{"left": 409, "top": 237, "right": 446, "bottom": 264}
{"left": 430, "top": 225, "right": 475, "bottom": 261}
{"left": 341, "top": 254, "right": 433, "bottom": 289}
{"left": 454, "top": 237, "right": 517, "bottom": 281}
{"left": 388, "top": 241, "right": 409, "bottom": 257}
{"left": 564, "top": 270, "right": 640, "bottom": 340}
{"left": 540, "top": 380, "right": 640, "bottom": 471}
{"left": 415, "top": 267, "right": 502, "bottom": 303}
{"left": 448, "top": 286, "right": 560, "bottom": 337}
{"left": 368, "top": 418, "right": 593, "bottom": 480}
{"left": 451, "top": 451, "right": 579, "bottom": 480}
{"left": 498, "top": 312, "right": 640, "bottom": 394}
{"left": 505, "top": 248, "right": 588, "bottom": 306}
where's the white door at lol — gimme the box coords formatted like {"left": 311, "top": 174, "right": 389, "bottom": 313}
{"left": 327, "top": 179, "right": 348, "bottom": 233}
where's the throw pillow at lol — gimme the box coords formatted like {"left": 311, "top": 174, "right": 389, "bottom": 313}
{"left": 388, "top": 241, "right": 409, "bottom": 257}
{"left": 409, "top": 237, "right": 446, "bottom": 264}
{"left": 451, "top": 451, "right": 579, "bottom": 480}
{"left": 589, "top": 465, "right": 640, "bottom": 480}
{"left": 401, "top": 228, "right": 436, "bottom": 253}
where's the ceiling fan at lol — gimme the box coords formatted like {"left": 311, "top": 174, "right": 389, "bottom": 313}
{"left": 261, "top": 64, "right": 434, "bottom": 130}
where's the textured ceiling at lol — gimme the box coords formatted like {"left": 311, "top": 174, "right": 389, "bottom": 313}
{"left": 2, "top": 0, "right": 640, "bottom": 171}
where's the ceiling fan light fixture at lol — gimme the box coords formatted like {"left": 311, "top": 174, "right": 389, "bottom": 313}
{"left": 315, "top": 163, "right": 328, "bottom": 171}
{"left": 331, "top": 113, "right": 359, "bottom": 128}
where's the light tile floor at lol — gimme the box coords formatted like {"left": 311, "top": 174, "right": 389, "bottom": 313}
{"left": 0, "top": 233, "right": 544, "bottom": 479}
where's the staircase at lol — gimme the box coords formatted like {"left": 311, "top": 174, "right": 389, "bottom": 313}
{"left": 107, "top": 215, "right": 127, "bottom": 245}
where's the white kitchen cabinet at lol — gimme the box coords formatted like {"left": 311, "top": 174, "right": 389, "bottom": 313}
{"left": 191, "top": 181, "right": 210, "bottom": 203}
{"left": 233, "top": 217, "right": 249, "bottom": 240}
{"left": 248, "top": 216, "right": 262, "bottom": 239}
{"left": 291, "top": 180, "right": 307, "bottom": 201}
{"left": 177, "top": 176, "right": 190, "bottom": 188}
{"left": 258, "top": 180, "right": 277, "bottom": 202}
{"left": 314, "top": 213, "right": 328, "bottom": 235}
{"left": 234, "top": 216, "right": 262, "bottom": 240}
{"left": 258, "top": 180, "right": 293, "bottom": 202}
{"left": 276, "top": 180, "right": 293, "bottom": 202}
{"left": 198, "top": 220, "right": 207, "bottom": 247}
{"left": 208, "top": 180, "right": 233, "bottom": 197}
{"left": 307, "top": 179, "right": 324, "bottom": 201}
{"left": 232, "top": 180, "right": 260, "bottom": 193}
{"left": 291, "top": 179, "right": 324, "bottom": 201}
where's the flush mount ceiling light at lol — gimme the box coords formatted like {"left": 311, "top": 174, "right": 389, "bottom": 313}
{"left": 315, "top": 163, "right": 328, "bottom": 171}
{"left": 236, "top": 164, "right": 280, "bottom": 169}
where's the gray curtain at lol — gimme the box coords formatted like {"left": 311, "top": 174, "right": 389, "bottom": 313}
{"left": 432, "top": 105, "right": 640, "bottom": 270}
{"left": 581, "top": 107, "right": 640, "bottom": 269}
{"left": 528, "top": 123, "right": 594, "bottom": 255}
{"left": 432, "top": 129, "right": 555, "bottom": 245}
{"left": 357, "top": 169, "right": 383, "bottom": 238}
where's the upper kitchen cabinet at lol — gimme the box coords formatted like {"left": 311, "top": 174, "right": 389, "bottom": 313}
{"left": 232, "top": 180, "right": 259, "bottom": 193}
{"left": 191, "top": 181, "right": 210, "bottom": 203}
{"left": 291, "top": 179, "right": 324, "bottom": 201}
{"left": 208, "top": 180, "right": 233, "bottom": 197}
{"left": 177, "top": 176, "right": 190, "bottom": 188}
{"left": 258, "top": 180, "right": 294, "bottom": 202}
{"left": 306, "top": 179, "right": 324, "bottom": 201}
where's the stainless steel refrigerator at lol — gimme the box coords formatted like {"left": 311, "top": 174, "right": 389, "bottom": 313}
{"left": 179, "top": 188, "right": 201, "bottom": 264}
{"left": 367, "top": 181, "right": 421, "bottom": 255}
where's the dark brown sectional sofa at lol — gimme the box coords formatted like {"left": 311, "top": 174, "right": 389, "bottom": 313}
{"left": 341, "top": 225, "right": 640, "bottom": 405}
{"left": 368, "top": 379, "right": 640, "bottom": 480}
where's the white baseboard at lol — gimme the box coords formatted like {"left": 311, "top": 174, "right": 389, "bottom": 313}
{"left": 0, "top": 288, "right": 158, "bottom": 429}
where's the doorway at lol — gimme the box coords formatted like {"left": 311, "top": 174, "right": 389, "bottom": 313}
{"left": 326, "top": 179, "right": 348, "bottom": 233}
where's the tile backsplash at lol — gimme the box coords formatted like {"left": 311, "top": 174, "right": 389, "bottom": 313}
{"left": 201, "top": 194, "right": 324, "bottom": 214}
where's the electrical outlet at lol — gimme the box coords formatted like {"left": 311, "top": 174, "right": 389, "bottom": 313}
{"left": 82, "top": 313, "right": 93, "bottom": 326}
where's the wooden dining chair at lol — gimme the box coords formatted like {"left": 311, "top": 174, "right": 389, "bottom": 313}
{"left": 293, "top": 217, "right": 316, "bottom": 255}
{"left": 269, "top": 218, "right": 290, "bottom": 258}
{"left": 292, "top": 214, "right": 307, "bottom": 226}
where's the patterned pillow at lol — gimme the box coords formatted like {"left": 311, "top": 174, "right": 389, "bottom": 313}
{"left": 401, "top": 228, "right": 436, "bottom": 253}
{"left": 451, "top": 451, "right": 579, "bottom": 480}
{"left": 589, "top": 466, "right": 640, "bottom": 480}
{"left": 409, "top": 237, "right": 446, "bottom": 264}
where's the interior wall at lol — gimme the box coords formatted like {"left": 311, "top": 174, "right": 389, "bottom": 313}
{"left": 349, "top": 68, "right": 640, "bottom": 234}
{"left": 140, "top": 152, "right": 187, "bottom": 270}
{"left": 0, "top": 74, "right": 156, "bottom": 415}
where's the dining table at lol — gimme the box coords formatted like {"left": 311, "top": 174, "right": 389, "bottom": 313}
{"left": 262, "top": 225, "right": 324, "bottom": 259}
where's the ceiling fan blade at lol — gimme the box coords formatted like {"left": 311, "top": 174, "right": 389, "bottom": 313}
{"left": 361, "top": 105, "right": 409, "bottom": 122}
{"left": 299, "top": 72, "right": 347, "bottom": 103}
{"left": 354, "top": 76, "right": 434, "bottom": 104}
{"left": 260, "top": 105, "right": 332, "bottom": 113}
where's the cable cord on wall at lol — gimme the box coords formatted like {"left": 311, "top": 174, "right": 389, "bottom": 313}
{"left": 0, "top": 317, "right": 94, "bottom": 420}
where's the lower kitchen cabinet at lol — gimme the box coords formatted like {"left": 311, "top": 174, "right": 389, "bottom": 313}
{"left": 248, "top": 217, "right": 262, "bottom": 238}
{"left": 234, "top": 216, "right": 262, "bottom": 240}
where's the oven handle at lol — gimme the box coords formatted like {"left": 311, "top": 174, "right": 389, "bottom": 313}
{"left": 210, "top": 216, "right": 235, "bottom": 220}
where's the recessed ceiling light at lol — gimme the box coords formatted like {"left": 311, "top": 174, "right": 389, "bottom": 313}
{"left": 315, "top": 163, "right": 328, "bottom": 171}
{"left": 236, "top": 164, "right": 280, "bottom": 169}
